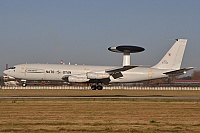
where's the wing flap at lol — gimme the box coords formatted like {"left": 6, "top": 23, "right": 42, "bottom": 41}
{"left": 105, "top": 65, "right": 139, "bottom": 74}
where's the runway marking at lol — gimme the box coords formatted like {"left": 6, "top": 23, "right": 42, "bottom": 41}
{"left": 0, "top": 96, "right": 200, "bottom": 99}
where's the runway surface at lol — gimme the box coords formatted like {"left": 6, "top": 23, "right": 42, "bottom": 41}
{"left": 0, "top": 95, "right": 200, "bottom": 99}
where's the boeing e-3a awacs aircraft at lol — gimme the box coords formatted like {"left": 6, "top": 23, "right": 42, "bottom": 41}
{"left": 4, "top": 39, "right": 194, "bottom": 90}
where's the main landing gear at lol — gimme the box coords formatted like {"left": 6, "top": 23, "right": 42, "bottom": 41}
{"left": 91, "top": 84, "right": 103, "bottom": 90}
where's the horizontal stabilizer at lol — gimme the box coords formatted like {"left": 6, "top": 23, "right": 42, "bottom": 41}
{"left": 163, "top": 67, "right": 194, "bottom": 76}
{"left": 105, "top": 65, "right": 139, "bottom": 74}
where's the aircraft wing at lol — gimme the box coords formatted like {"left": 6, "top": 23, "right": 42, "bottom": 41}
{"left": 163, "top": 67, "right": 194, "bottom": 76}
{"left": 105, "top": 65, "right": 139, "bottom": 74}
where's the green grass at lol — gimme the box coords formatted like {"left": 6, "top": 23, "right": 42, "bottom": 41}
{"left": 0, "top": 90, "right": 199, "bottom": 132}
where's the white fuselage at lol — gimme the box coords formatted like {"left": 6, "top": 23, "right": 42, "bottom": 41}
{"left": 4, "top": 64, "right": 169, "bottom": 83}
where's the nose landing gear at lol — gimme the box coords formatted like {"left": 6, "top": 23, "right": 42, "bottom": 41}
{"left": 22, "top": 82, "right": 27, "bottom": 87}
{"left": 21, "top": 79, "right": 27, "bottom": 87}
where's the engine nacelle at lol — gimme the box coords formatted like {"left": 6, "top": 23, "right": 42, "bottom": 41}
{"left": 87, "top": 72, "right": 110, "bottom": 79}
{"left": 67, "top": 76, "right": 89, "bottom": 83}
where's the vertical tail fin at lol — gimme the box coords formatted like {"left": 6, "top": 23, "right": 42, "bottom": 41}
{"left": 152, "top": 39, "right": 187, "bottom": 70}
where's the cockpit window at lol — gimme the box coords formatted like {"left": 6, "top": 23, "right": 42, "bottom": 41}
{"left": 8, "top": 67, "right": 16, "bottom": 69}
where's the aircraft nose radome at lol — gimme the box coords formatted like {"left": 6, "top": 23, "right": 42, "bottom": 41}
{"left": 3, "top": 70, "right": 8, "bottom": 75}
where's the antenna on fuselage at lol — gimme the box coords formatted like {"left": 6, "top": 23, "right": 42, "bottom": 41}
{"left": 6, "top": 64, "right": 8, "bottom": 70}
{"left": 108, "top": 45, "right": 145, "bottom": 66}
{"left": 60, "top": 60, "right": 65, "bottom": 65}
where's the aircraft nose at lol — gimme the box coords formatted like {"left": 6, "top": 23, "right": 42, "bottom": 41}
{"left": 3, "top": 70, "right": 9, "bottom": 75}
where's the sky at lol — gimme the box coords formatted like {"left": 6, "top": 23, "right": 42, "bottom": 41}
{"left": 0, "top": 0, "right": 200, "bottom": 76}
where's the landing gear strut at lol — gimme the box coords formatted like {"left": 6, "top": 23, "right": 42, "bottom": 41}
{"left": 21, "top": 80, "right": 27, "bottom": 87}
{"left": 91, "top": 84, "right": 103, "bottom": 90}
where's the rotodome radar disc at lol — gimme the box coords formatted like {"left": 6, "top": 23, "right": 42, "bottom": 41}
{"left": 108, "top": 45, "right": 145, "bottom": 53}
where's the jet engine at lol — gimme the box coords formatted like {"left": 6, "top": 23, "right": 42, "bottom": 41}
{"left": 67, "top": 76, "right": 89, "bottom": 83}
{"left": 86, "top": 72, "right": 110, "bottom": 79}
